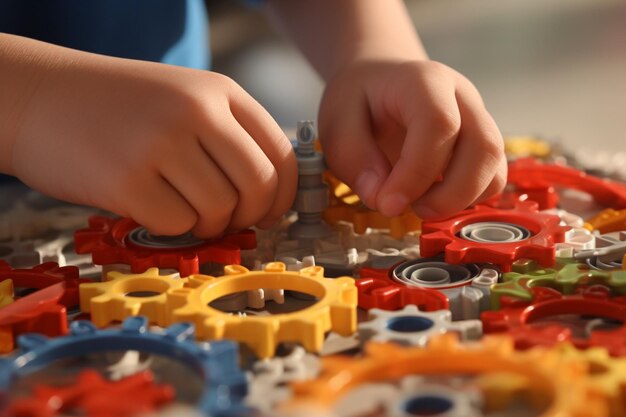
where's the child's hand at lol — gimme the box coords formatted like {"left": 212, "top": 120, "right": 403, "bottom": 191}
{"left": 318, "top": 60, "right": 507, "bottom": 219}
{"left": 9, "top": 50, "right": 297, "bottom": 237}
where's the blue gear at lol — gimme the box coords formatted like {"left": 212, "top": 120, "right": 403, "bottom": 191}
{"left": 0, "top": 316, "right": 251, "bottom": 417}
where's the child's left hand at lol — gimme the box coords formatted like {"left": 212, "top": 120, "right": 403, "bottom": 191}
{"left": 318, "top": 59, "right": 507, "bottom": 220}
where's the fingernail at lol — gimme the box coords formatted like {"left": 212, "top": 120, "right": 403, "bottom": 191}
{"left": 412, "top": 204, "right": 440, "bottom": 219}
{"left": 379, "top": 193, "right": 409, "bottom": 217}
{"left": 354, "top": 170, "right": 381, "bottom": 208}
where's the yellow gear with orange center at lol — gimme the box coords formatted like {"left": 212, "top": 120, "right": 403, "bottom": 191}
{"left": 323, "top": 171, "right": 422, "bottom": 239}
{"left": 79, "top": 268, "right": 185, "bottom": 327}
{"left": 165, "top": 262, "right": 357, "bottom": 359}
{"left": 286, "top": 334, "right": 607, "bottom": 417}
{"left": 0, "top": 279, "right": 13, "bottom": 308}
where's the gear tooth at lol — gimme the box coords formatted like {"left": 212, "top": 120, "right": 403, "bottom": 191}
{"left": 264, "top": 262, "right": 286, "bottom": 273}
{"left": 224, "top": 264, "right": 248, "bottom": 276}
{"left": 300, "top": 265, "right": 325, "bottom": 278}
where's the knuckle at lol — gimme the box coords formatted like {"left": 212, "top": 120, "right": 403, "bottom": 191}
{"left": 428, "top": 108, "right": 461, "bottom": 142}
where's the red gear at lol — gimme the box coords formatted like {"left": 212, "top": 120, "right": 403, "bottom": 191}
{"left": 356, "top": 265, "right": 449, "bottom": 311}
{"left": 419, "top": 201, "right": 569, "bottom": 272}
{"left": 481, "top": 285, "right": 626, "bottom": 356}
{"left": 508, "top": 157, "right": 626, "bottom": 209}
{"left": 0, "top": 263, "right": 84, "bottom": 353}
{"left": 74, "top": 216, "right": 257, "bottom": 277}
{"left": 7, "top": 369, "right": 174, "bottom": 417}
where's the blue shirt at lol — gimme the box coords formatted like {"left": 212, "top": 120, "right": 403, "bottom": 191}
{"left": 0, "top": 0, "right": 210, "bottom": 69}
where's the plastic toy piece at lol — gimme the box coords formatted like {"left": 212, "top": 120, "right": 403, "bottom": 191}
{"left": 287, "top": 121, "right": 334, "bottom": 242}
{"left": 420, "top": 201, "right": 569, "bottom": 272}
{"left": 74, "top": 216, "right": 257, "bottom": 277}
{"left": 330, "top": 376, "right": 483, "bottom": 417}
{"left": 490, "top": 263, "right": 626, "bottom": 309}
{"left": 0, "top": 317, "right": 250, "bottom": 416}
{"left": 0, "top": 264, "right": 84, "bottom": 353}
{"left": 481, "top": 286, "right": 626, "bottom": 356}
{"left": 0, "top": 261, "right": 79, "bottom": 291}
{"left": 246, "top": 345, "right": 320, "bottom": 413}
{"left": 0, "top": 280, "right": 13, "bottom": 308}
{"left": 285, "top": 334, "right": 604, "bottom": 417}
{"left": 575, "top": 232, "right": 626, "bottom": 270}
{"left": 356, "top": 272, "right": 449, "bottom": 313}
{"left": 507, "top": 157, "right": 626, "bottom": 209}
{"left": 587, "top": 209, "right": 626, "bottom": 234}
{"left": 553, "top": 344, "right": 626, "bottom": 417}
{"left": 358, "top": 257, "right": 498, "bottom": 319}
{"left": 323, "top": 171, "right": 422, "bottom": 239}
{"left": 7, "top": 369, "right": 174, "bottom": 417}
{"left": 504, "top": 136, "right": 552, "bottom": 159}
{"left": 359, "top": 305, "right": 482, "bottom": 346}
{"left": 167, "top": 262, "right": 357, "bottom": 358}
{"left": 79, "top": 268, "right": 186, "bottom": 327}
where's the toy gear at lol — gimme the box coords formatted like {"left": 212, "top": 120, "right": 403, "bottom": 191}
{"left": 246, "top": 345, "right": 320, "bottom": 414}
{"left": 586, "top": 208, "right": 626, "bottom": 234}
{"left": 357, "top": 258, "right": 496, "bottom": 319}
{"left": 0, "top": 263, "right": 84, "bottom": 353}
{"left": 285, "top": 334, "right": 604, "bottom": 417}
{"left": 74, "top": 216, "right": 257, "bottom": 277}
{"left": 0, "top": 280, "right": 13, "bottom": 308}
{"left": 507, "top": 157, "right": 626, "bottom": 209}
{"left": 356, "top": 272, "right": 449, "bottom": 313}
{"left": 7, "top": 369, "right": 174, "bottom": 417}
{"left": 358, "top": 305, "right": 482, "bottom": 346}
{"left": 420, "top": 201, "right": 569, "bottom": 272}
{"left": 482, "top": 285, "right": 626, "bottom": 355}
{"left": 323, "top": 171, "right": 422, "bottom": 240}
{"left": 328, "top": 376, "right": 483, "bottom": 417}
{"left": 0, "top": 316, "right": 250, "bottom": 416}
{"left": 490, "top": 263, "right": 626, "bottom": 309}
{"left": 79, "top": 268, "right": 185, "bottom": 327}
{"left": 574, "top": 231, "right": 626, "bottom": 270}
{"left": 167, "top": 262, "right": 357, "bottom": 358}
{"left": 553, "top": 344, "right": 626, "bottom": 417}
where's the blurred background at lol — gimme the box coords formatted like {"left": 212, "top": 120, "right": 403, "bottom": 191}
{"left": 208, "top": 0, "right": 626, "bottom": 153}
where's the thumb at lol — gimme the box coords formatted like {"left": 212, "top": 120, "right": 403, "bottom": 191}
{"left": 319, "top": 103, "right": 391, "bottom": 209}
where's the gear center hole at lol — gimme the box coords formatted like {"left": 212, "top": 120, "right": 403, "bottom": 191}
{"left": 403, "top": 394, "right": 454, "bottom": 416}
{"left": 386, "top": 316, "right": 434, "bottom": 333}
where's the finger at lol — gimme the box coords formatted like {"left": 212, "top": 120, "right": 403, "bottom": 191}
{"left": 374, "top": 63, "right": 462, "bottom": 217}
{"left": 411, "top": 79, "right": 505, "bottom": 219}
{"left": 474, "top": 156, "right": 508, "bottom": 205}
{"left": 198, "top": 114, "right": 278, "bottom": 231}
{"left": 228, "top": 88, "right": 298, "bottom": 226}
{"left": 319, "top": 92, "right": 392, "bottom": 209}
{"left": 160, "top": 139, "right": 239, "bottom": 238}
{"left": 118, "top": 172, "right": 198, "bottom": 236}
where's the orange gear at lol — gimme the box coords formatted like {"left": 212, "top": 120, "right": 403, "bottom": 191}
{"left": 286, "top": 334, "right": 606, "bottom": 417}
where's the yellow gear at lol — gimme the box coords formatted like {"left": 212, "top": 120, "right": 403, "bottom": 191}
{"left": 166, "top": 262, "right": 357, "bottom": 358}
{"left": 504, "top": 136, "right": 552, "bottom": 158}
{"left": 323, "top": 171, "right": 422, "bottom": 239}
{"left": 0, "top": 279, "right": 13, "bottom": 308}
{"left": 79, "top": 268, "right": 185, "bottom": 327}
{"left": 286, "top": 334, "right": 606, "bottom": 417}
{"left": 553, "top": 344, "right": 626, "bottom": 417}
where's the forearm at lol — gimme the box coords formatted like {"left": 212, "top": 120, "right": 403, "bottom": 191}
{"left": 267, "top": 0, "right": 428, "bottom": 81}
{"left": 0, "top": 33, "right": 82, "bottom": 175}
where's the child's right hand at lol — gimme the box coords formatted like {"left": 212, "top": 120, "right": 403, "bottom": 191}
{"left": 4, "top": 38, "right": 297, "bottom": 238}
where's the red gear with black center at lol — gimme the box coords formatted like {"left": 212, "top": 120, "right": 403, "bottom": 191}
{"left": 74, "top": 216, "right": 257, "bottom": 277}
{"left": 419, "top": 201, "right": 569, "bottom": 272}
